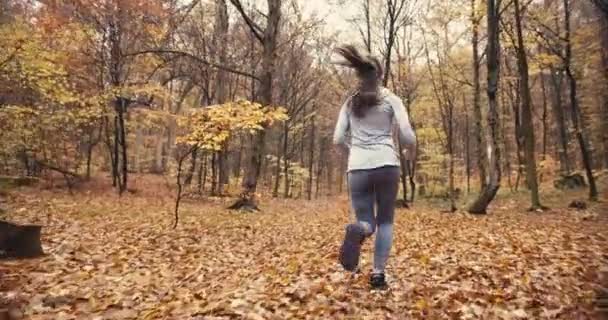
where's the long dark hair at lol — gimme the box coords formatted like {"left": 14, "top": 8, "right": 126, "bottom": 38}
{"left": 335, "top": 45, "right": 383, "bottom": 118}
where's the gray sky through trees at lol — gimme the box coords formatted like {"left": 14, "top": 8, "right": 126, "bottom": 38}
{"left": 302, "top": 0, "right": 359, "bottom": 40}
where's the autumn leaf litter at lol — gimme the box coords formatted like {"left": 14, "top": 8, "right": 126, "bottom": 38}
{"left": 1, "top": 192, "right": 607, "bottom": 319}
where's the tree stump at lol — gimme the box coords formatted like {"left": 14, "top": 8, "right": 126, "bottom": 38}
{"left": 554, "top": 173, "right": 586, "bottom": 190}
{"left": 0, "top": 220, "right": 43, "bottom": 258}
{"left": 0, "top": 309, "right": 9, "bottom": 320}
{"left": 395, "top": 199, "right": 409, "bottom": 208}
{"left": 568, "top": 200, "right": 587, "bottom": 210}
{"left": 227, "top": 198, "right": 260, "bottom": 212}
{"left": 0, "top": 308, "right": 21, "bottom": 320}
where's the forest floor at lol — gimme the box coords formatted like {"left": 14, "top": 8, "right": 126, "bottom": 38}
{"left": 1, "top": 178, "right": 607, "bottom": 319}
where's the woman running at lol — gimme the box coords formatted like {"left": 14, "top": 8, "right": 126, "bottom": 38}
{"left": 333, "top": 45, "right": 417, "bottom": 289}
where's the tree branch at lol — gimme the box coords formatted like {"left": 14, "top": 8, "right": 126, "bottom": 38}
{"left": 0, "top": 45, "right": 23, "bottom": 70}
{"left": 125, "top": 49, "right": 260, "bottom": 81}
{"left": 229, "top": 0, "right": 264, "bottom": 43}
{"left": 34, "top": 159, "right": 81, "bottom": 179}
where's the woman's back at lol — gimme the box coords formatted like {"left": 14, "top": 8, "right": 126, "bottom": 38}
{"left": 333, "top": 88, "right": 416, "bottom": 172}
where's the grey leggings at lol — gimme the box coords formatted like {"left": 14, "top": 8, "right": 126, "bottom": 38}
{"left": 348, "top": 165, "right": 400, "bottom": 273}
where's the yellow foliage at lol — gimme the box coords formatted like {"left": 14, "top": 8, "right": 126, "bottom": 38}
{"left": 0, "top": 20, "right": 78, "bottom": 105}
{"left": 177, "top": 100, "right": 288, "bottom": 151}
{"left": 0, "top": 20, "right": 104, "bottom": 167}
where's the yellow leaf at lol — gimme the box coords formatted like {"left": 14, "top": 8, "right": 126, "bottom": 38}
{"left": 415, "top": 298, "right": 428, "bottom": 310}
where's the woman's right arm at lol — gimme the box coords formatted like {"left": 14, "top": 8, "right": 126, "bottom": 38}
{"left": 389, "top": 94, "right": 417, "bottom": 158}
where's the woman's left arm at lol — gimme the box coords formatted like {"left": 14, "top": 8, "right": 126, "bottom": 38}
{"left": 389, "top": 94, "right": 417, "bottom": 158}
{"left": 332, "top": 99, "right": 350, "bottom": 151}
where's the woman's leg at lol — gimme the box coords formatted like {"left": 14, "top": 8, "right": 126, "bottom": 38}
{"left": 372, "top": 166, "right": 400, "bottom": 274}
{"left": 339, "top": 170, "right": 375, "bottom": 271}
{"left": 348, "top": 170, "right": 376, "bottom": 235}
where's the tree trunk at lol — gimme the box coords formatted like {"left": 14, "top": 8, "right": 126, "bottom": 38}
{"left": 328, "top": 156, "right": 334, "bottom": 196}
{"left": 85, "top": 124, "right": 102, "bottom": 180}
{"left": 104, "top": 117, "right": 118, "bottom": 187}
{"left": 201, "top": 153, "right": 208, "bottom": 193}
{"left": 563, "top": 0, "right": 598, "bottom": 200}
{"left": 197, "top": 155, "right": 204, "bottom": 194}
{"left": 184, "top": 148, "right": 198, "bottom": 185}
{"left": 408, "top": 159, "right": 416, "bottom": 203}
{"left": 506, "top": 74, "right": 524, "bottom": 191}
{"left": 550, "top": 68, "right": 571, "bottom": 173}
{"left": 364, "top": 0, "right": 372, "bottom": 52}
{"left": 540, "top": 68, "right": 548, "bottom": 161}
{"left": 86, "top": 143, "right": 94, "bottom": 180}
{"left": 471, "top": 0, "right": 488, "bottom": 191}
{"left": 282, "top": 122, "right": 290, "bottom": 198}
{"left": 218, "top": 149, "right": 229, "bottom": 195}
{"left": 405, "top": 101, "right": 417, "bottom": 203}
{"left": 112, "top": 116, "right": 122, "bottom": 189}
{"left": 133, "top": 127, "right": 143, "bottom": 174}
{"left": 338, "top": 156, "right": 344, "bottom": 194}
{"left": 398, "top": 138, "right": 409, "bottom": 207}
{"left": 165, "top": 116, "right": 177, "bottom": 174}
{"left": 215, "top": 0, "right": 230, "bottom": 195}
{"left": 235, "top": 135, "right": 243, "bottom": 179}
{"left": 546, "top": 0, "right": 571, "bottom": 174}
{"left": 599, "top": 13, "right": 608, "bottom": 168}
{"left": 299, "top": 127, "right": 305, "bottom": 168}
{"left": 173, "top": 148, "right": 191, "bottom": 228}
{"left": 211, "top": 152, "right": 218, "bottom": 196}
{"left": 272, "top": 131, "right": 282, "bottom": 198}
{"left": 316, "top": 137, "right": 326, "bottom": 198}
{"left": 307, "top": 114, "right": 315, "bottom": 200}
{"left": 383, "top": 23, "right": 396, "bottom": 87}
{"left": 153, "top": 133, "right": 165, "bottom": 174}
{"left": 468, "top": 0, "right": 502, "bottom": 214}
{"left": 464, "top": 94, "right": 471, "bottom": 194}
{"left": 501, "top": 88, "right": 513, "bottom": 190}
{"left": 109, "top": 13, "right": 128, "bottom": 194}
{"left": 448, "top": 104, "right": 456, "bottom": 212}
{"left": 514, "top": 0, "right": 543, "bottom": 209}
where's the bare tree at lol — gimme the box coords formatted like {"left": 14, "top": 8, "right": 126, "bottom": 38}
{"left": 468, "top": 0, "right": 502, "bottom": 214}
{"left": 349, "top": 0, "right": 373, "bottom": 52}
{"left": 535, "top": 0, "right": 572, "bottom": 173}
{"left": 563, "top": 0, "right": 598, "bottom": 200}
{"left": 381, "top": 0, "right": 418, "bottom": 87}
{"left": 228, "top": 0, "right": 283, "bottom": 210}
{"left": 214, "top": 0, "right": 230, "bottom": 195}
{"left": 513, "top": 0, "right": 544, "bottom": 209}
{"left": 595, "top": 1, "right": 608, "bottom": 168}
{"left": 394, "top": 25, "right": 422, "bottom": 204}
{"left": 364, "top": 0, "right": 373, "bottom": 52}
{"left": 471, "top": 0, "right": 488, "bottom": 192}
{"left": 423, "top": 27, "right": 458, "bottom": 212}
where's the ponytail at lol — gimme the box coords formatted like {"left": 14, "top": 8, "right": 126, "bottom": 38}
{"left": 335, "top": 45, "right": 383, "bottom": 118}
